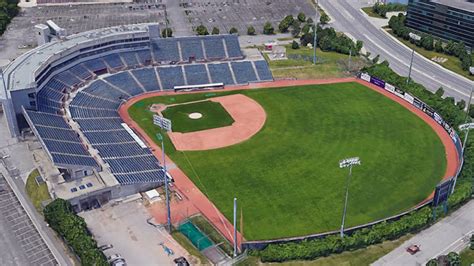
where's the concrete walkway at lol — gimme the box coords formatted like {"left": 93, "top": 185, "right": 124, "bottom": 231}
{"left": 373, "top": 200, "right": 474, "bottom": 266}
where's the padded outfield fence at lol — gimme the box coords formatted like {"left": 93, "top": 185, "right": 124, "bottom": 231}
{"left": 242, "top": 73, "right": 465, "bottom": 250}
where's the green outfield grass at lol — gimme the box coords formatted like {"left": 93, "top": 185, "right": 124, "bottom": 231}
{"left": 162, "top": 100, "right": 234, "bottom": 133}
{"left": 128, "top": 82, "right": 446, "bottom": 241}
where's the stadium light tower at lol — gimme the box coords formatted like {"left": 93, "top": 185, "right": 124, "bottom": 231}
{"left": 313, "top": 15, "right": 317, "bottom": 64}
{"left": 156, "top": 133, "right": 172, "bottom": 233}
{"left": 339, "top": 157, "right": 361, "bottom": 238}
{"left": 407, "top": 33, "right": 421, "bottom": 84}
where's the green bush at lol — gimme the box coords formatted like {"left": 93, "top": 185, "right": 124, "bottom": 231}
{"left": 372, "top": 2, "right": 406, "bottom": 18}
{"left": 278, "top": 15, "right": 294, "bottom": 33}
{"left": 0, "top": 0, "right": 19, "bottom": 36}
{"left": 229, "top": 27, "right": 238, "bottom": 34}
{"left": 44, "top": 199, "right": 107, "bottom": 265}
{"left": 161, "top": 28, "right": 173, "bottom": 38}
{"left": 300, "top": 25, "right": 362, "bottom": 55}
{"left": 196, "top": 24, "right": 209, "bottom": 35}
{"left": 263, "top": 22, "right": 274, "bottom": 35}
{"left": 291, "top": 40, "right": 300, "bottom": 50}
{"left": 211, "top": 27, "right": 219, "bottom": 35}
{"left": 247, "top": 26, "right": 256, "bottom": 36}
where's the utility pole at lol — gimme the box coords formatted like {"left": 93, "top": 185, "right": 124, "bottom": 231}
{"left": 407, "top": 33, "right": 421, "bottom": 84}
{"left": 348, "top": 48, "right": 352, "bottom": 72}
{"left": 339, "top": 157, "right": 361, "bottom": 237}
{"left": 313, "top": 16, "right": 317, "bottom": 65}
{"left": 233, "top": 198, "right": 238, "bottom": 257}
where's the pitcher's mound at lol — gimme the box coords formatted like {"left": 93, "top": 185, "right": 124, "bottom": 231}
{"left": 188, "top": 112, "right": 203, "bottom": 119}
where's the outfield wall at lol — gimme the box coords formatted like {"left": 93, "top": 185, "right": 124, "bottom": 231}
{"left": 242, "top": 74, "right": 464, "bottom": 250}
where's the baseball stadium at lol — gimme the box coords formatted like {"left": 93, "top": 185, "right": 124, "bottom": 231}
{"left": 0, "top": 22, "right": 462, "bottom": 249}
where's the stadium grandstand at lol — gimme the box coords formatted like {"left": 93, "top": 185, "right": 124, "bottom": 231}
{"left": 0, "top": 23, "right": 272, "bottom": 211}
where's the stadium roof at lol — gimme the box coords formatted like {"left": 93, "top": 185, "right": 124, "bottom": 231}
{"left": 431, "top": 0, "right": 474, "bottom": 12}
{"left": 1, "top": 23, "right": 152, "bottom": 93}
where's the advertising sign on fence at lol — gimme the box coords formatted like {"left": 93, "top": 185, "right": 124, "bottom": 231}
{"left": 403, "top": 93, "right": 415, "bottom": 105}
{"left": 360, "top": 73, "right": 371, "bottom": 82}
{"left": 394, "top": 87, "right": 405, "bottom": 98}
{"left": 413, "top": 98, "right": 423, "bottom": 110}
{"left": 384, "top": 83, "right": 395, "bottom": 94}
{"left": 370, "top": 76, "right": 385, "bottom": 88}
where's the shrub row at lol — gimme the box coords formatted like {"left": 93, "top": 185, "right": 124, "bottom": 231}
{"left": 44, "top": 199, "right": 107, "bottom": 265}
{"left": 300, "top": 25, "right": 363, "bottom": 55}
{"left": 372, "top": 2, "right": 406, "bottom": 18}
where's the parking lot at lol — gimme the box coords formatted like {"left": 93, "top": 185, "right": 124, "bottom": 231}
{"left": 80, "top": 199, "right": 190, "bottom": 265}
{"left": 0, "top": 174, "right": 57, "bottom": 266}
{"left": 179, "top": 0, "right": 317, "bottom": 34}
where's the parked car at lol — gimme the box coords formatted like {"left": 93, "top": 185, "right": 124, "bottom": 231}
{"left": 99, "top": 244, "right": 113, "bottom": 251}
{"left": 107, "top": 254, "right": 123, "bottom": 262}
{"left": 406, "top": 244, "right": 420, "bottom": 255}
{"left": 173, "top": 257, "right": 190, "bottom": 266}
{"left": 111, "top": 258, "right": 126, "bottom": 266}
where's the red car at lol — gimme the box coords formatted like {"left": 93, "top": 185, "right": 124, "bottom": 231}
{"left": 406, "top": 244, "right": 420, "bottom": 255}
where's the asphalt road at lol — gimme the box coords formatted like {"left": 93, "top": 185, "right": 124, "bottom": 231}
{"left": 373, "top": 200, "right": 474, "bottom": 265}
{"left": 319, "top": 0, "right": 474, "bottom": 101}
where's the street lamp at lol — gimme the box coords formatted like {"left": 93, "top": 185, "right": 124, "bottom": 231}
{"left": 157, "top": 133, "right": 172, "bottom": 233}
{"left": 313, "top": 17, "right": 318, "bottom": 65}
{"left": 339, "top": 157, "right": 361, "bottom": 238}
{"left": 407, "top": 32, "right": 421, "bottom": 84}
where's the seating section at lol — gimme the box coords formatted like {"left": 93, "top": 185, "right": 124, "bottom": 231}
{"left": 203, "top": 36, "right": 226, "bottom": 59}
{"left": 231, "top": 61, "right": 258, "bottom": 84}
{"left": 104, "top": 72, "right": 144, "bottom": 96}
{"left": 208, "top": 63, "right": 235, "bottom": 84}
{"left": 157, "top": 66, "right": 185, "bottom": 90}
{"left": 254, "top": 60, "right": 273, "bottom": 81}
{"left": 24, "top": 111, "right": 98, "bottom": 168}
{"left": 152, "top": 38, "right": 180, "bottom": 62}
{"left": 180, "top": 38, "right": 205, "bottom": 61}
{"left": 119, "top": 51, "right": 141, "bottom": 68}
{"left": 102, "top": 54, "right": 125, "bottom": 70}
{"left": 224, "top": 35, "right": 243, "bottom": 58}
{"left": 184, "top": 65, "right": 210, "bottom": 85}
{"left": 131, "top": 68, "right": 160, "bottom": 92}
{"left": 28, "top": 34, "right": 274, "bottom": 186}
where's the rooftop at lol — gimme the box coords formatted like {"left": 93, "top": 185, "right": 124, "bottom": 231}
{"left": 431, "top": 0, "right": 474, "bottom": 12}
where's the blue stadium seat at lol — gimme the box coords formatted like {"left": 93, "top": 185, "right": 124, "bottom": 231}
{"left": 131, "top": 68, "right": 160, "bottom": 92}
{"left": 104, "top": 72, "right": 144, "bottom": 96}
{"left": 119, "top": 52, "right": 141, "bottom": 68}
{"left": 136, "top": 50, "right": 153, "bottom": 65}
{"left": 180, "top": 38, "right": 205, "bottom": 61}
{"left": 83, "top": 58, "right": 108, "bottom": 73}
{"left": 224, "top": 35, "right": 243, "bottom": 58}
{"left": 203, "top": 36, "right": 226, "bottom": 59}
{"left": 254, "top": 61, "right": 273, "bottom": 81}
{"left": 184, "top": 64, "right": 210, "bottom": 85}
{"left": 76, "top": 118, "right": 124, "bottom": 131}
{"left": 208, "top": 63, "right": 235, "bottom": 84}
{"left": 68, "top": 64, "right": 93, "bottom": 80}
{"left": 157, "top": 66, "right": 185, "bottom": 90}
{"left": 231, "top": 61, "right": 258, "bottom": 84}
{"left": 152, "top": 39, "right": 180, "bottom": 62}
{"left": 71, "top": 92, "right": 120, "bottom": 110}
{"left": 102, "top": 54, "right": 125, "bottom": 70}
{"left": 86, "top": 80, "right": 129, "bottom": 101}
{"left": 55, "top": 71, "right": 82, "bottom": 87}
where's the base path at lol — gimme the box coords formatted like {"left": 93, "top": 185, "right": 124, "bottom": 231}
{"left": 169, "top": 94, "right": 266, "bottom": 151}
{"left": 118, "top": 77, "right": 459, "bottom": 246}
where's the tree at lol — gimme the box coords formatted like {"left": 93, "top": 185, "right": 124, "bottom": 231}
{"left": 297, "top": 12, "right": 306, "bottom": 22}
{"left": 211, "top": 27, "right": 220, "bottom": 35}
{"left": 247, "top": 26, "right": 256, "bottom": 35}
{"left": 291, "top": 20, "right": 301, "bottom": 37}
{"left": 291, "top": 40, "right": 300, "bottom": 49}
{"left": 278, "top": 15, "right": 294, "bottom": 33}
{"left": 445, "top": 40, "right": 456, "bottom": 55}
{"left": 460, "top": 50, "right": 472, "bottom": 71}
{"left": 420, "top": 34, "right": 434, "bottom": 50}
{"left": 453, "top": 41, "right": 465, "bottom": 57}
{"left": 302, "top": 24, "right": 311, "bottom": 34}
{"left": 161, "top": 28, "right": 173, "bottom": 38}
{"left": 320, "top": 13, "right": 330, "bottom": 25}
{"left": 196, "top": 24, "right": 209, "bottom": 35}
{"left": 470, "top": 234, "right": 474, "bottom": 249}
{"left": 435, "top": 87, "right": 445, "bottom": 98}
{"left": 372, "top": 54, "right": 380, "bottom": 64}
{"left": 447, "top": 252, "right": 460, "bottom": 266}
{"left": 457, "top": 100, "right": 466, "bottom": 110}
{"left": 434, "top": 40, "right": 444, "bottom": 53}
{"left": 229, "top": 27, "right": 238, "bottom": 34}
{"left": 306, "top": 17, "right": 314, "bottom": 24}
{"left": 470, "top": 104, "right": 474, "bottom": 118}
{"left": 426, "top": 258, "right": 438, "bottom": 266}
{"left": 263, "top": 22, "right": 274, "bottom": 35}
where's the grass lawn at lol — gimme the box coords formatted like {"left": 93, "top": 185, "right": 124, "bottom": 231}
{"left": 129, "top": 82, "right": 446, "bottom": 241}
{"left": 265, "top": 46, "right": 366, "bottom": 80}
{"left": 461, "top": 248, "right": 474, "bottom": 266}
{"left": 25, "top": 169, "right": 51, "bottom": 213}
{"left": 386, "top": 30, "right": 474, "bottom": 81}
{"left": 162, "top": 100, "right": 234, "bottom": 133}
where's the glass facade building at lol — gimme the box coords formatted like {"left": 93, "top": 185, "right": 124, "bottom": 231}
{"left": 406, "top": 0, "right": 474, "bottom": 48}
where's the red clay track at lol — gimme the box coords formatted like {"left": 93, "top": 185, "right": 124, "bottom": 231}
{"left": 118, "top": 77, "right": 459, "bottom": 245}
